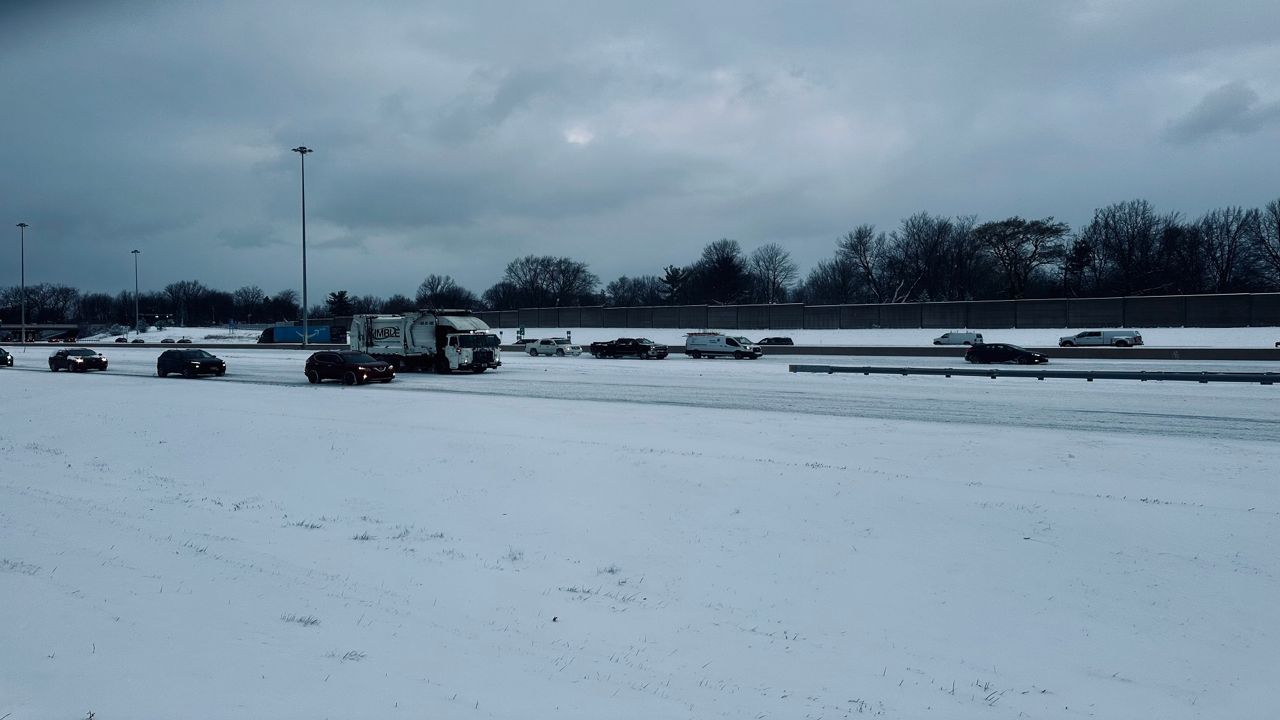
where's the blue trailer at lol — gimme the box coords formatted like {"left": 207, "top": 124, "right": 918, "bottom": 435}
{"left": 257, "top": 325, "right": 337, "bottom": 343}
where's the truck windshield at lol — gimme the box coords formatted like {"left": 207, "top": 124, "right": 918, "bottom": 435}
{"left": 455, "top": 334, "right": 500, "bottom": 348}
{"left": 733, "top": 336, "right": 753, "bottom": 345}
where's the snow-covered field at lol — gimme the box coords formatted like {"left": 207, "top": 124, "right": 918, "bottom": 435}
{"left": 81, "top": 326, "right": 263, "bottom": 343}
{"left": 3, "top": 349, "right": 1278, "bottom": 719}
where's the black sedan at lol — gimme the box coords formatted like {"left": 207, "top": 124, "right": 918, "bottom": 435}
{"left": 49, "top": 347, "right": 109, "bottom": 372}
{"left": 158, "top": 348, "right": 226, "bottom": 378}
{"left": 305, "top": 351, "right": 395, "bottom": 385}
{"left": 1, "top": 347, "right": 12, "bottom": 367}
{"left": 757, "top": 337, "right": 795, "bottom": 346}
{"left": 964, "top": 343, "right": 1048, "bottom": 364}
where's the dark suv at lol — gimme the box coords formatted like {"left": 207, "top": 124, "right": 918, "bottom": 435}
{"left": 49, "top": 347, "right": 108, "bottom": 372}
{"left": 158, "top": 348, "right": 226, "bottom": 378}
{"left": 0, "top": 347, "right": 12, "bottom": 367}
{"left": 305, "top": 351, "right": 394, "bottom": 385}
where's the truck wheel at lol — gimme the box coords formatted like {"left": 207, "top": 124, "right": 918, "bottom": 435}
{"left": 555, "top": 349, "right": 565, "bottom": 356}
{"left": 158, "top": 369, "right": 168, "bottom": 378}
{"left": 49, "top": 363, "right": 57, "bottom": 371}
{"left": 528, "top": 348, "right": 538, "bottom": 356}
{"left": 734, "top": 351, "right": 745, "bottom": 359}
{"left": 306, "top": 369, "right": 320, "bottom": 384}
{"left": 343, "top": 371, "right": 358, "bottom": 385}
{"left": 471, "top": 367, "right": 486, "bottom": 373}
{"left": 1114, "top": 339, "right": 1129, "bottom": 347}
{"left": 690, "top": 351, "right": 701, "bottom": 359}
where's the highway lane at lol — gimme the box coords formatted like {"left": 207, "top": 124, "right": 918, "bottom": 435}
{"left": 5, "top": 347, "right": 1278, "bottom": 442}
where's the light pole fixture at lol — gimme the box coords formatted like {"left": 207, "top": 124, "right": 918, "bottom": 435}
{"left": 16, "top": 222, "right": 28, "bottom": 344}
{"left": 131, "top": 249, "right": 141, "bottom": 335}
{"left": 291, "top": 145, "right": 313, "bottom": 347}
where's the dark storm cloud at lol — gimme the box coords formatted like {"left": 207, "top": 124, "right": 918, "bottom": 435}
{"left": 1166, "top": 82, "right": 1280, "bottom": 143}
{"left": 2, "top": 0, "right": 1279, "bottom": 297}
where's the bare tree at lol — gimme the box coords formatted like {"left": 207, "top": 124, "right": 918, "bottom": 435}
{"left": 1076, "top": 200, "right": 1165, "bottom": 295}
{"left": 838, "top": 225, "right": 914, "bottom": 303}
{"left": 1256, "top": 198, "right": 1280, "bottom": 284}
{"left": 747, "top": 243, "right": 798, "bottom": 303}
{"left": 163, "top": 280, "right": 208, "bottom": 326}
{"left": 416, "top": 274, "right": 478, "bottom": 309}
{"left": 605, "top": 275, "right": 665, "bottom": 306}
{"left": 233, "top": 285, "right": 267, "bottom": 320}
{"left": 798, "top": 256, "right": 861, "bottom": 304}
{"left": 1197, "top": 206, "right": 1260, "bottom": 292}
{"left": 973, "top": 217, "right": 1069, "bottom": 298}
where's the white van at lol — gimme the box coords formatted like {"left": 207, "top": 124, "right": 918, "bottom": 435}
{"left": 932, "top": 331, "right": 983, "bottom": 346}
{"left": 1058, "top": 330, "right": 1144, "bottom": 347}
{"left": 684, "top": 332, "right": 763, "bottom": 359}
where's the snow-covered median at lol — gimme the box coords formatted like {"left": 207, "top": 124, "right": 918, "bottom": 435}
{"left": 1, "top": 359, "right": 1277, "bottom": 718}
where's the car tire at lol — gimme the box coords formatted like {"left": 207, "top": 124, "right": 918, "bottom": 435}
{"left": 343, "top": 371, "right": 358, "bottom": 386}
{"left": 49, "top": 363, "right": 57, "bottom": 372}
{"left": 690, "top": 351, "right": 701, "bottom": 358}
{"left": 1016, "top": 356, "right": 1032, "bottom": 364}
{"left": 733, "top": 351, "right": 744, "bottom": 359}
{"left": 306, "top": 369, "right": 320, "bottom": 384}
{"left": 1114, "top": 340, "right": 1129, "bottom": 347}
{"left": 933, "top": 341, "right": 941, "bottom": 345}
{"left": 555, "top": 348, "right": 565, "bottom": 356}
{"left": 472, "top": 367, "right": 486, "bottom": 373}
{"left": 1061, "top": 341, "right": 1074, "bottom": 347}
{"left": 528, "top": 348, "right": 538, "bottom": 356}
{"left": 158, "top": 369, "right": 168, "bottom": 378}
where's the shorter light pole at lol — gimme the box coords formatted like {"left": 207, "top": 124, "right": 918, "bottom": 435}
{"left": 131, "top": 249, "right": 141, "bottom": 335}
{"left": 17, "top": 222, "right": 28, "bottom": 344}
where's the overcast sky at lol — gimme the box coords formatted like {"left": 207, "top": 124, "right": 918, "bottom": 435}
{"left": 2, "top": 0, "right": 1278, "bottom": 299}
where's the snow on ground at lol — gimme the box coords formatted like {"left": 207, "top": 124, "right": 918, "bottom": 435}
{"left": 2, "top": 351, "right": 1278, "bottom": 719}
{"left": 80, "top": 325, "right": 264, "bottom": 343}
{"left": 509, "top": 326, "right": 1280, "bottom": 348}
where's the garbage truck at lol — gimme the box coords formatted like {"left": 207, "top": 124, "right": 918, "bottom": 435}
{"left": 348, "top": 310, "right": 502, "bottom": 373}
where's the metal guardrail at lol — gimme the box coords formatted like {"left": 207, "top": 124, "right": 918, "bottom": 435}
{"left": 789, "top": 364, "right": 1278, "bottom": 385}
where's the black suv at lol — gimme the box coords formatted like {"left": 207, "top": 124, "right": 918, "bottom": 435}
{"left": 49, "top": 347, "right": 108, "bottom": 372}
{"left": 964, "top": 343, "right": 1048, "bottom": 365}
{"left": 757, "top": 337, "right": 795, "bottom": 346}
{"left": 158, "top": 348, "right": 226, "bottom": 378}
{"left": 0, "top": 347, "right": 12, "bottom": 367}
{"left": 305, "top": 351, "right": 394, "bottom": 385}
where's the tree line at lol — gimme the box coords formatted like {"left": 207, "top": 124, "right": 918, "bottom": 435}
{"left": 4, "top": 197, "right": 1280, "bottom": 326}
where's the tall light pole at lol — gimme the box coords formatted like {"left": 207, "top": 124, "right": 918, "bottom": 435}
{"left": 16, "top": 222, "right": 28, "bottom": 344}
{"left": 131, "top": 249, "right": 141, "bottom": 335}
{"left": 291, "top": 145, "right": 313, "bottom": 347}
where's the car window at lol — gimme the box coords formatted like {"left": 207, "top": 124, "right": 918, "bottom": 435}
{"left": 726, "top": 338, "right": 739, "bottom": 347}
